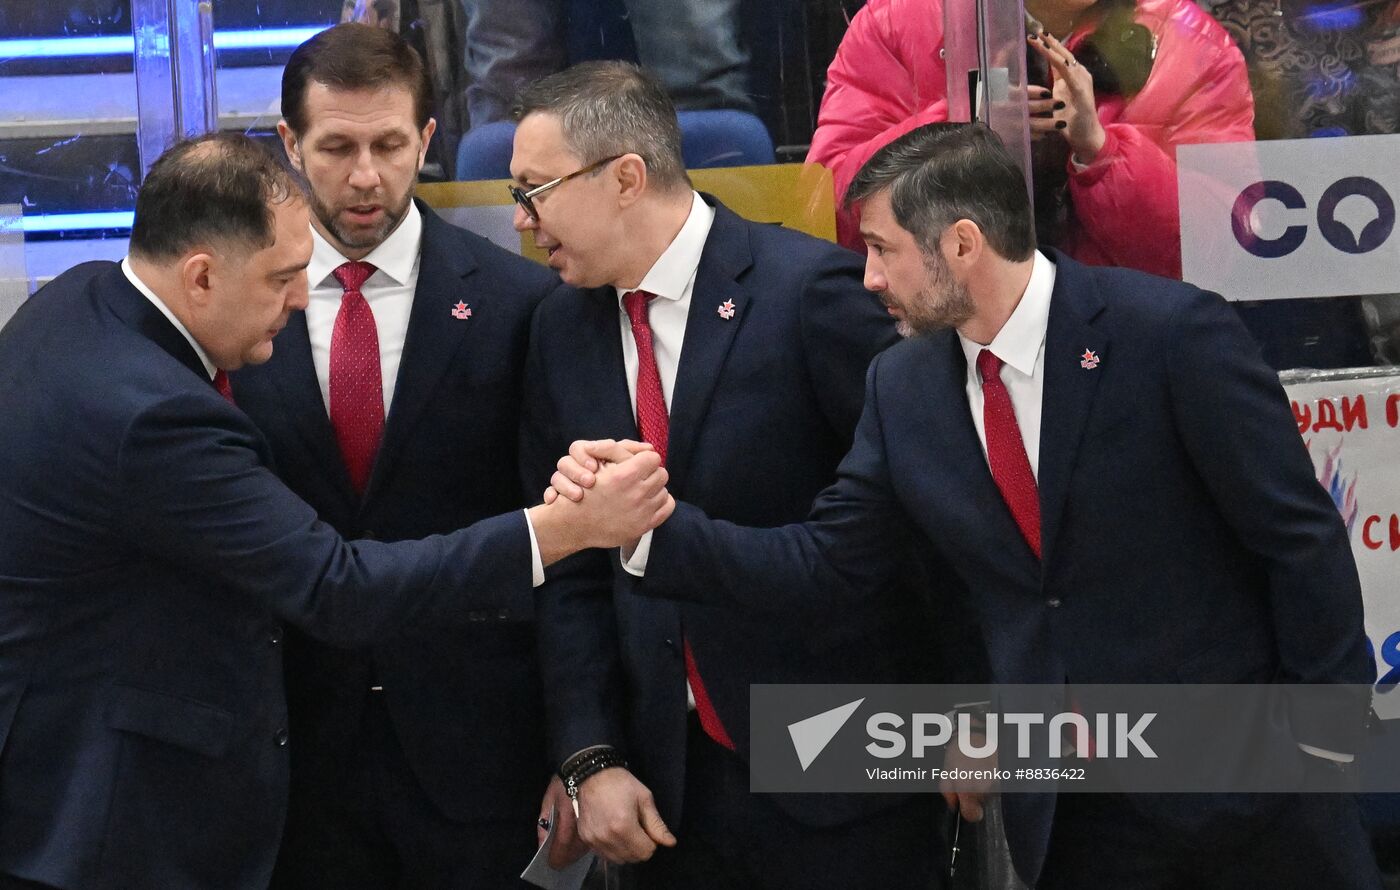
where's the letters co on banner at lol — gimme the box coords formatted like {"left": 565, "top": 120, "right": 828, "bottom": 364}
{"left": 1283, "top": 368, "right": 1400, "bottom": 717}
{"left": 1178, "top": 135, "right": 1400, "bottom": 301}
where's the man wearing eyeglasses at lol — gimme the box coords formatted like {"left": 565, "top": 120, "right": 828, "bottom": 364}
{"left": 228, "top": 24, "right": 566, "bottom": 889}
{"left": 513, "top": 61, "right": 954, "bottom": 888}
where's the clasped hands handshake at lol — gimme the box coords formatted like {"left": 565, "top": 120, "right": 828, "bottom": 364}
{"left": 527, "top": 440, "right": 674, "bottom": 564}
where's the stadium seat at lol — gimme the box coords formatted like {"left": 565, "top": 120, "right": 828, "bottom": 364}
{"left": 453, "top": 121, "right": 519, "bottom": 182}
{"left": 676, "top": 109, "right": 775, "bottom": 168}
{"left": 455, "top": 110, "right": 775, "bottom": 181}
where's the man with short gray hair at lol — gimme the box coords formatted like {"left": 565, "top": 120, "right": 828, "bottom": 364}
{"left": 514, "top": 61, "right": 947, "bottom": 888}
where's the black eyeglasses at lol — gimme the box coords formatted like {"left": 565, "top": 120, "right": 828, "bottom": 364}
{"left": 509, "top": 155, "right": 624, "bottom": 221}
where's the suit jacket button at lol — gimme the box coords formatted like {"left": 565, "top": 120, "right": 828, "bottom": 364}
{"left": 1046, "top": 598, "right": 1062, "bottom": 608}
{"left": 468, "top": 610, "right": 487, "bottom": 622}
{"left": 275, "top": 728, "right": 289, "bottom": 747}
{"left": 269, "top": 630, "right": 282, "bottom": 646}
{"left": 496, "top": 608, "right": 511, "bottom": 620}
{"left": 663, "top": 638, "right": 677, "bottom": 652}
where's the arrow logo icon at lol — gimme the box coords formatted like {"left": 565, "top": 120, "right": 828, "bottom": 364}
{"left": 787, "top": 698, "right": 864, "bottom": 771}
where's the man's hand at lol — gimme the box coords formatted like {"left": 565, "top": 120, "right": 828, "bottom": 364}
{"left": 543, "top": 439, "right": 654, "bottom": 504}
{"left": 537, "top": 776, "right": 590, "bottom": 868}
{"left": 528, "top": 450, "right": 674, "bottom": 565}
{"left": 940, "top": 788, "right": 987, "bottom": 823}
{"left": 940, "top": 729, "right": 995, "bottom": 822}
{"left": 574, "top": 767, "right": 677, "bottom": 863}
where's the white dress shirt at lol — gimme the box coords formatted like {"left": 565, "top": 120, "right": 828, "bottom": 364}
{"left": 957, "top": 250, "right": 1055, "bottom": 477}
{"left": 616, "top": 191, "right": 715, "bottom": 415}
{"left": 304, "top": 205, "right": 546, "bottom": 585}
{"left": 121, "top": 257, "right": 216, "bottom": 380}
{"left": 617, "top": 191, "right": 716, "bottom": 576}
{"left": 304, "top": 201, "right": 422, "bottom": 418}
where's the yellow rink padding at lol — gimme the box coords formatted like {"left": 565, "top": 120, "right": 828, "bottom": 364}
{"left": 417, "top": 163, "right": 838, "bottom": 265}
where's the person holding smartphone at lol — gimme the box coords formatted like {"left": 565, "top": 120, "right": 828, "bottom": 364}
{"left": 807, "top": 0, "right": 1255, "bottom": 280}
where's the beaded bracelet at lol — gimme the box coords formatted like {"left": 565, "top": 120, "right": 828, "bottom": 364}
{"left": 560, "top": 746, "right": 629, "bottom": 800}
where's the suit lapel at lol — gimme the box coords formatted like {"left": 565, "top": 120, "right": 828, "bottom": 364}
{"left": 583, "top": 287, "right": 643, "bottom": 440}
{"left": 103, "top": 268, "right": 210, "bottom": 384}
{"left": 263, "top": 311, "right": 357, "bottom": 504}
{"left": 665, "top": 201, "right": 750, "bottom": 491}
{"left": 1035, "top": 251, "right": 1108, "bottom": 567}
{"left": 362, "top": 206, "right": 480, "bottom": 506}
{"left": 916, "top": 332, "right": 1042, "bottom": 581}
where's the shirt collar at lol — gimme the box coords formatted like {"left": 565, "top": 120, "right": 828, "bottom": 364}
{"left": 121, "top": 256, "right": 217, "bottom": 380}
{"left": 308, "top": 200, "right": 423, "bottom": 289}
{"left": 959, "top": 250, "right": 1056, "bottom": 377}
{"left": 615, "top": 191, "right": 715, "bottom": 305}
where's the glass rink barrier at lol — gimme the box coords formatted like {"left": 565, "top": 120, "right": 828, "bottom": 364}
{"left": 0, "top": 0, "right": 846, "bottom": 288}
{"left": 3, "top": 0, "right": 1400, "bottom": 885}
{"left": 0, "top": 0, "right": 337, "bottom": 287}
{"left": 0, "top": 204, "right": 25, "bottom": 328}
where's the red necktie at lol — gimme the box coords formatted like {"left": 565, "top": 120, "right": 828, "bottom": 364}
{"left": 622, "top": 290, "right": 669, "bottom": 464}
{"left": 212, "top": 369, "right": 235, "bottom": 405}
{"left": 977, "top": 349, "right": 1041, "bottom": 559}
{"left": 978, "top": 353, "right": 1090, "bottom": 753}
{"left": 330, "top": 261, "right": 384, "bottom": 495}
{"left": 622, "top": 290, "right": 735, "bottom": 751}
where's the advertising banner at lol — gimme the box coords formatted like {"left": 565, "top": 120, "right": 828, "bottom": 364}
{"left": 1178, "top": 136, "right": 1400, "bottom": 300}
{"left": 1284, "top": 368, "right": 1400, "bottom": 718}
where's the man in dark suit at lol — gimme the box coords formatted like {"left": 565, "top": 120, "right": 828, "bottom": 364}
{"left": 0, "top": 133, "right": 671, "bottom": 890}
{"left": 229, "top": 25, "right": 560, "bottom": 888}
{"left": 513, "top": 62, "right": 946, "bottom": 888}
{"left": 563, "top": 122, "right": 1380, "bottom": 888}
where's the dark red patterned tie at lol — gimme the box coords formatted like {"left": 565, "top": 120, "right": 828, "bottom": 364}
{"left": 977, "top": 349, "right": 1041, "bottom": 559}
{"left": 622, "top": 290, "right": 735, "bottom": 751}
{"left": 622, "top": 291, "right": 669, "bottom": 464}
{"left": 330, "top": 261, "right": 384, "bottom": 495}
{"left": 212, "top": 369, "right": 235, "bottom": 405}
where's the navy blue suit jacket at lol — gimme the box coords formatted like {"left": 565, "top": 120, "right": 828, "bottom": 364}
{"left": 0, "top": 262, "right": 533, "bottom": 889}
{"left": 231, "top": 202, "right": 560, "bottom": 822}
{"left": 522, "top": 196, "right": 949, "bottom": 829}
{"left": 642, "top": 250, "right": 1373, "bottom": 881}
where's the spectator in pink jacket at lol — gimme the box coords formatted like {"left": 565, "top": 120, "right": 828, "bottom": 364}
{"left": 808, "top": 0, "right": 1254, "bottom": 279}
